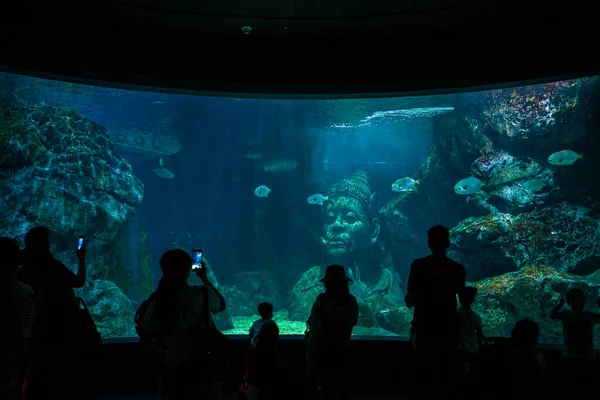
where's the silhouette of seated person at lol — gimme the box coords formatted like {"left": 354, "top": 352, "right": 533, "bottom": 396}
{"left": 289, "top": 170, "right": 403, "bottom": 332}
{"left": 404, "top": 225, "right": 466, "bottom": 399}
{"left": 1, "top": 237, "right": 36, "bottom": 400}
{"left": 245, "top": 321, "right": 286, "bottom": 400}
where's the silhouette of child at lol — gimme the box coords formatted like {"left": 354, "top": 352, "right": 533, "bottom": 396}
{"left": 249, "top": 302, "right": 277, "bottom": 347}
{"left": 550, "top": 288, "right": 600, "bottom": 399}
{"left": 457, "top": 286, "right": 484, "bottom": 375}
{"left": 246, "top": 322, "right": 286, "bottom": 400}
{"left": 506, "top": 319, "right": 551, "bottom": 400}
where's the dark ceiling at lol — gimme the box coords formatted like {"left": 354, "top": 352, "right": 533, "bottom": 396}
{"left": 0, "top": 0, "right": 598, "bottom": 96}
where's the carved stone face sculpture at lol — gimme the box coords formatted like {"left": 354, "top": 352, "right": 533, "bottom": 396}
{"left": 321, "top": 170, "right": 380, "bottom": 264}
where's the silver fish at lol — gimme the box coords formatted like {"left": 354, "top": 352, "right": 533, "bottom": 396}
{"left": 391, "top": 177, "right": 419, "bottom": 193}
{"left": 153, "top": 156, "right": 174, "bottom": 179}
{"left": 523, "top": 179, "right": 545, "bottom": 193}
{"left": 547, "top": 150, "right": 583, "bottom": 166}
{"left": 153, "top": 168, "right": 175, "bottom": 179}
{"left": 307, "top": 193, "right": 329, "bottom": 205}
{"left": 263, "top": 159, "right": 298, "bottom": 173}
{"left": 454, "top": 177, "right": 485, "bottom": 195}
{"left": 254, "top": 185, "right": 272, "bottom": 198}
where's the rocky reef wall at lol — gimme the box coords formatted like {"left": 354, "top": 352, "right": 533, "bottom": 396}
{"left": 380, "top": 77, "right": 600, "bottom": 343}
{"left": 0, "top": 97, "right": 144, "bottom": 338}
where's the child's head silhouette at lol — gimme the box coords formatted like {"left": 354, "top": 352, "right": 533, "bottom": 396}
{"left": 566, "top": 288, "right": 586, "bottom": 312}
{"left": 511, "top": 318, "right": 539, "bottom": 351}
{"left": 258, "top": 302, "right": 274, "bottom": 319}
{"left": 458, "top": 286, "right": 478, "bottom": 308}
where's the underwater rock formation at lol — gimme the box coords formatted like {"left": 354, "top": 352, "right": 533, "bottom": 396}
{"left": 0, "top": 97, "right": 144, "bottom": 337}
{"left": 383, "top": 77, "right": 600, "bottom": 274}
{"left": 481, "top": 80, "right": 583, "bottom": 148}
{"left": 379, "top": 77, "right": 600, "bottom": 344}
{"left": 221, "top": 270, "right": 282, "bottom": 317}
{"left": 450, "top": 203, "right": 600, "bottom": 280}
{"left": 473, "top": 266, "right": 600, "bottom": 344}
{"left": 80, "top": 280, "right": 137, "bottom": 338}
{"left": 0, "top": 97, "right": 144, "bottom": 278}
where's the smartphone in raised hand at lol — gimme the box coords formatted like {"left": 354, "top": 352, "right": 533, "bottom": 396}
{"left": 191, "top": 249, "right": 203, "bottom": 270}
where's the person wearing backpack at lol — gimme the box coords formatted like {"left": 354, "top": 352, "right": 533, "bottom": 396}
{"left": 135, "top": 290, "right": 169, "bottom": 399}
{"left": 139, "top": 249, "right": 227, "bottom": 400}
{"left": 0, "top": 237, "right": 36, "bottom": 400}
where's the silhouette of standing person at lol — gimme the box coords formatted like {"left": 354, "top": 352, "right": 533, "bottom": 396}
{"left": 405, "top": 225, "right": 466, "bottom": 399}
{"left": 305, "top": 265, "right": 359, "bottom": 400}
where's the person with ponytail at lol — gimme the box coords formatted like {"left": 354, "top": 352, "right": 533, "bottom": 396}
{"left": 140, "top": 249, "right": 226, "bottom": 400}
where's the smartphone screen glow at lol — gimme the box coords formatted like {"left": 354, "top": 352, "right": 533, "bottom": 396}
{"left": 192, "top": 250, "right": 203, "bottom": 269}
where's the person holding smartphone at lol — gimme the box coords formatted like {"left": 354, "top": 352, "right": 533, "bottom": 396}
{"left": 139, "top": 249, "right": 227, "bottom": 400}
{"left": 21, "top": 227, "right": 87, "bottom": 400}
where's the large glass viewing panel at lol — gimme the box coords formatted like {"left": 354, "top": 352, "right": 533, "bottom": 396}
{"left": 1, "top": 72, "right": 599, "bottom": 344}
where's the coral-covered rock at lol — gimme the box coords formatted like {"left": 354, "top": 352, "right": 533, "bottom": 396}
{"left": 0, "top": 97, "right": 144, "bottom": 339}
{"left": 469, "top": 149, "right": 557, "bottom": 213}
{"left": 221, "top": 270, "right": 282, "bottom": 318}
{"left": 0, "top": 97, "right": 143, "bottom": 279}
{"left": 371, "top": 306, "right": 412, "bottom": 337}
{"left": 473, "top": 266, "right": 600, "bottom": 345}
{"left": 451, "top": 203, "right": 600, "bottom": 280}
{"left": 80, "top": 280, "right": 137, "bottom": 339}
{"left": 481, "top": 80, "right": 582, "bottom": 147}
{"left": 471, "top": 150, "right": 543, "bottom": 188}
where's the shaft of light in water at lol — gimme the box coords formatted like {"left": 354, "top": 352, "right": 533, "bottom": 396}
{"left": 324, "top": 161, "right": 411, "bottom": 165}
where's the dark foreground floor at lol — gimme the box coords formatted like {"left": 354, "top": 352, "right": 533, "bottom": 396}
{"left": 95, "top": 396, "right": 408, "bottom": 400}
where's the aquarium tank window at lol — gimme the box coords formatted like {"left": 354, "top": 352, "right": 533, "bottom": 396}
{"left": 1, "top": 72, "right": 600, "bottom": 344}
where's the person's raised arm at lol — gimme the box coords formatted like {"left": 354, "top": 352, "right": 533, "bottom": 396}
{"left": 549, "top": 297, "right": 565, "bottom": 321}
{"left": 196, "top": 262, "right": 226, "bottom": 313}
{"left": 72, "top": 242, "right": 87, "bottom": 288}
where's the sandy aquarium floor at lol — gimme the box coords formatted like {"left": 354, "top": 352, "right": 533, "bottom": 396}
{"left": 221, "top": 311, "right": 307, "bottom": 335}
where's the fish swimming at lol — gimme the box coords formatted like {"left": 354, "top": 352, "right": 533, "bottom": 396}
{"left": 153, "top": 156, "right": 175, "bottom": 179}
{"left": 307, "top": 193, "right": 329, "bottom": 205}
{"left": 254, "top": 185, "right": 272, "bottom": 198}
{"left": 454, "top": 177, "right": 485, "bottom": 195}
{"left": 547, "top": 150, "right": 583, "bottom": 166}
{"left": 391, "top": 177, "right": 419, "bottom": 193}
{"left": 523, "top": 178, "right": 545, "bottom": 193}
{"left": 263, "top": 159, "right": 298, "bottom": 173}
{"left": 245, "top": 151, "right": 261, "bottom": 159}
